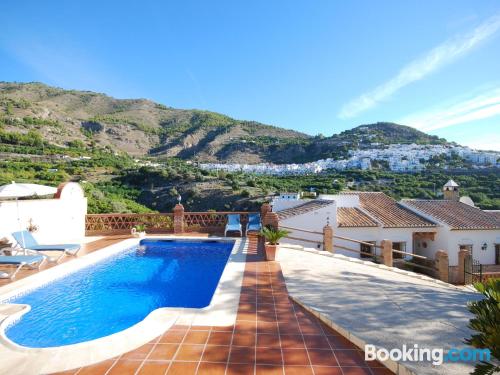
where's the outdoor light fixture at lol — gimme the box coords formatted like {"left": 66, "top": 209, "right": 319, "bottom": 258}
{"left": 177, "top": 194, "right": 182, "bottom": 204}
{"left": 481, "top": 243, "right": 487, "bottom": 251}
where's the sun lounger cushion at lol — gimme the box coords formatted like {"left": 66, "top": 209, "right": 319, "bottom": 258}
{"left": 27, "top": 244, "right": 80, "bottom": 252}
{"left": 246, "top": 214, "right": 261, "bottom": 232}
{"left": 225, "top": 214, "right": 242, "bottom": 235}
{"left": 12, "top": 231, "right": 80, "bottom": 252}
{"left": 0, "top": 255, "right": 45, "bottom": 265}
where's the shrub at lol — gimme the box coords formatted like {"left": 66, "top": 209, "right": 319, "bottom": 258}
{"left": 260, "top": 226, "right": 289, "bottom": 245}
{"left": 466, "top": 279, "right": 500, "bottom": 375}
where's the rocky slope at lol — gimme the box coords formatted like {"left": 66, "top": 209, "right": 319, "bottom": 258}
{"left": 0, "top": 82, "right": 448, "bottom": 163}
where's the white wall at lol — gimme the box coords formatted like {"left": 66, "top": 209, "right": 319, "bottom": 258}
{"left": 272, "top": 199, "right": 308, "bottom": 212}
{"left": 279, "top": 204, "right": 336, "bottom": 250}
{"left": 0, "top": 183, "right": 87, "bottom": 244}
{"left": 415, "top": 226, "right": 500, "bottom": 266}
{"left": 413, "top": 235, "right": 437, "bottom": 260}
{"left": 336, "top": 227, "right": 427, "bottom": 259}
{"left": 318, "top": 194, "right": 360, "bottom": 207}
{"left": 335, "top": 227, "right": 379, "bottom": 258}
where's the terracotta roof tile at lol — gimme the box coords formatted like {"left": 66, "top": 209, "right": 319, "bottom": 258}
{"left": 341, "top": 192, "right": 436, "bottom": 228}
{"left": 337, "top": 207, "right": 379, "bottom": 227}
{"left": 276, "top": 200, "right": 334, "bottom": 220}
{"left": 402, "top": 200, "right": 500, "bottom": 230}
{"left": 485, "top": 211, "right": 500, "bottom": 222}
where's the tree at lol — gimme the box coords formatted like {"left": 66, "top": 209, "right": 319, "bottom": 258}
{"left": 465, "top": 279, "right": 500, "bottom": 375}
{"left": 68, "top": 139, "right": 86, "bottom": 149}
{"left": 5, "top": 102, "right": 13, "bottom": 115}
{"left": 168, "top": 187, "right": 179, "bottom": 197}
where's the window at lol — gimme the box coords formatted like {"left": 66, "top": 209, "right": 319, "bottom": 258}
{"left": 495, "top": 244, "right": 499, "bottom": 265}
{"left": 360, "top": 241, "right": 376, "bottom": 258}
{"left": 393, "top": 242, "right": 406, "bottom": 259}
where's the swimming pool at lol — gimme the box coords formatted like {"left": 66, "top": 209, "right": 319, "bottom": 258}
{"left": 2, "top": 239, "right": 234, "bottom": 348}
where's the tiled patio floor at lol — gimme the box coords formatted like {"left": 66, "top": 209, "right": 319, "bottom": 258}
{"left": 9, "top": 235, "right": 392, "bottom": 375}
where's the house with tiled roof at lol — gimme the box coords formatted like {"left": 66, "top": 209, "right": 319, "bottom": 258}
{"left": 485, "top": 210, "right": 500, "bottom": 222}
{"left": 271, "top": 181, "right": 500, "bottom": 278}
{"left": 333, "top": 192, "right": 437, "bottom": 259}
{"left": 272, "top": 191, "right": 437, "bottom": 259}
{"left": 276, "top": 200, "right": 334, "bottom": 221}
{"left": 401, "top": 187, "right": 500, "bottom": 267}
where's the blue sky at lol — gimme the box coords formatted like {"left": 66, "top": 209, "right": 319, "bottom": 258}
{"left": 1, "top": 1, "right": 499, "bottom": 150}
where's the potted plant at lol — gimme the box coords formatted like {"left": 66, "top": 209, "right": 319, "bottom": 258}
{"left": 131, "top": 224, "right": 147, "bottom": 238}
{"left": 260, "top": 226, "right": 289, "bottom": 261}
{"left": 27, "top": 218, "right": 39, "bottom": 233}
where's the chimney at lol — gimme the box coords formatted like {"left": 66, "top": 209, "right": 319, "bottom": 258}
{"left": 443, "top": 179, "right": 459, "bottom": 201}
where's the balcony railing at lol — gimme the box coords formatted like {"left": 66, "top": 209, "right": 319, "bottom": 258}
{"left": 85, "top": 213, "right": 174, "bottom": 235}
{"left": 184, "top": 212, "right": 250, "bottom": 233}
{"left": 85, "top": 211, "right": 256, "bottom": 236}
{"left": 279, "top": 223, "right": 447, "bottom": 282}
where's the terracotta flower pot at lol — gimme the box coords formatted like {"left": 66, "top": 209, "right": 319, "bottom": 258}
{"left": 265, "top": 243, "right": 278, "bottom": 261}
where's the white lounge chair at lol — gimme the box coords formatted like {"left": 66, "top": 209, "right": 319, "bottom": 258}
{"left": 12, "top": 231, "right": 81, "bottom": 262}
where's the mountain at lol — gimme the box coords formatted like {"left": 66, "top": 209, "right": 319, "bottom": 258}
{"left": 0, "top": 82, "right": 449, "bottom": 163}
{"left": 1, "top": 82, "right": 498, "bottom": 213}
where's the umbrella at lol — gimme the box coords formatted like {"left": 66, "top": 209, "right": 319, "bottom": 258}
{"left": 0, "top": 182, "right": 58, "bottom": 251}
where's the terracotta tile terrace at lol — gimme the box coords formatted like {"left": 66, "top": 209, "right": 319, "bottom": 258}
{"left": 1, "top": 235, "right": 393, "bottom": 375}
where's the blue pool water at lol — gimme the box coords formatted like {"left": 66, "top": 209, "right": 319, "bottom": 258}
{"left": 3, "top": 239, "right": 234, "bottom": 348}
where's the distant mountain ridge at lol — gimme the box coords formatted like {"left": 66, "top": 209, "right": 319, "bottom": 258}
{"left": 0, "top": 82, "right": 450, "bottom": 163}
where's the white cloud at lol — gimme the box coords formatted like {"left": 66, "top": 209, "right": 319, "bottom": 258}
{"left": 338, "top": 14, "right": 500, "bottom": 119}
{"left": 399, "top": 86, "right": 500, "bottom": 132}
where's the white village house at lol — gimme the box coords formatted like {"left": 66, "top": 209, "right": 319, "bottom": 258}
{"left": 273, "top": 181, "right": 500, "bottom": 276}
{"left": 400, "top": 180, "right": 500, "bottom": 267}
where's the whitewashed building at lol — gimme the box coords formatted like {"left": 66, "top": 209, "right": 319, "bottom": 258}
{"left": 274, "top": 191, "right": 437, "bottom": 259}
{"left": 401, "top": 181, "right": 500, "bottom": 266}
{"left": 0, "top": 182, "right": 87, "bottom": 244}
{"left": 274, "top": 182, "right": 500, "bottom": 268}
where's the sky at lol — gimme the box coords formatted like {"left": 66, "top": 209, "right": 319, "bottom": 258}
{"left": 1, "top": 1, "right": 499, "bottom": 151}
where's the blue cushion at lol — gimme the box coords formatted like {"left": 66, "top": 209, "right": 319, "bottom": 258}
{"left": 0, "top": 255, "right": 45, "bottom": 265}
{"left": 29, "top": 244, "right": 80, "bottom": 252}
{"left": 227, "top": 214, "right": 241, "bottom": 225}
{"left": 247, "top": 223, "right": 262, "bottom": 231}
{"left": 248, "top": 214, "right": 260, "bottom": 224}
{"left": 12, "top": 231, "right": 80, "bottom": 252}
{"left": 12, "top": 231, "right": 38, "bottom": 248}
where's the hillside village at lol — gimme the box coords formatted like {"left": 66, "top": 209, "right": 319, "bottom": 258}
{"left": 200, "top": 143, "right": 500, "bottom": 175}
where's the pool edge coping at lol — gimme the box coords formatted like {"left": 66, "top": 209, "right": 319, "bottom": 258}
{"left": 0, "top": 235, "right": 247, "bottom": 374}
